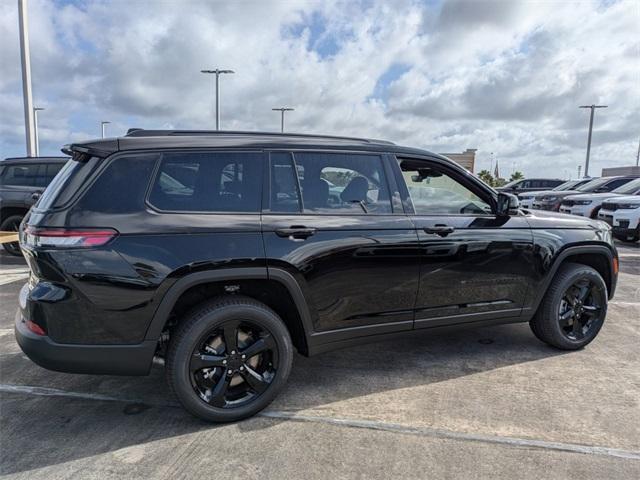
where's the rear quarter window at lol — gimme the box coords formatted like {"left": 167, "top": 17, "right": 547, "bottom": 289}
{"left": 71, "top": 154, "right": 159, "bottom": 214}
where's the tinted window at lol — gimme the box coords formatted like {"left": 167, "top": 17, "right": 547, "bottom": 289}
{"left": 0, "top": 163, "right": 41, "bottom": 187}
{"left": 399, "top": 160, "right": 491, "bottom": 215}
{"left": 73, "top": 154, "right": 158, "bottom": 214}
{"left": 603, "top": 178, "right": 632, "bottom": 191}
{"left": 148, "top": 152, "right": 262, "bottom": 212}
{"left": 290, "top": 152, "right": 392, "bottom": 214}
{"left": 270, "top": 152, "right": 301, "bottom": 212}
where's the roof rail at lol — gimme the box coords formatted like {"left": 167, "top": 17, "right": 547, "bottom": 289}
{"left": 123, "top": 129, "right": 395, "bottom": 145}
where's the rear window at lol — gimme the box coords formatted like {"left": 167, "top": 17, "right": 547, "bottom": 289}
{"left": 36, "top": 157, "right": 98, "bottom": 211}
{"left": 148, "top": 152, "right": 263, "bottom": 213}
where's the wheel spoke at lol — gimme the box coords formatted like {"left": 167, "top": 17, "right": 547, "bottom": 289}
{"left": 223, "top": 323, "right": 238, "bottom": 354}
{"left": 241, "top": 365, "right": 270, "bottom": 394}
{"left": 559, "top": 309, "right": 574, "bottom": 327}
{"left": 578, "top": 284, "right": 593, "bottom": 302}
{"left": 241, "top": 334, "right": 275, "bottom": 358}
{"left": 209, "top": 369, "right": 232, "bottom": 407}
{"left": 190, "top": 353, "right": 226, "bottom": 372}
{"left": 582, "top": 304, "right": 600, "bottom": 312}
{"left": 572, "top": 316, "right": 583, "bottom": 337}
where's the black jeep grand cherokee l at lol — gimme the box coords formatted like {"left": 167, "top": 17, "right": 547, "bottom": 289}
{"left": 16, "top": 130, "right": 618, "bottom": 422}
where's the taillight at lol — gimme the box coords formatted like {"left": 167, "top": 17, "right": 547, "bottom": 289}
{"left": 22, "top": 227, "right": 118, "bottom": 249}
{"left": 26, "top": 319, "right": 46, "bottom": 336}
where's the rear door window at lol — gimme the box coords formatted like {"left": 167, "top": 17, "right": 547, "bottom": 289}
{"left": 285, "top": 152, "right": 392, "bottom": 214}
{"left": 148, "top": 152, "right": 263, "bottom": 213}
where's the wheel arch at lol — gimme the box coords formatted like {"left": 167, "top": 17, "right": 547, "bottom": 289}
{"left": 144, "top": 267, "right": 314, "bottom": 356}
{"left": 531, "top": 244, "right": 617, "bottom": 315}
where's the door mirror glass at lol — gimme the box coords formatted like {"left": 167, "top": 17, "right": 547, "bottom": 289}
{"left": 496, "top": 192, "right": 519, "bottom": 216}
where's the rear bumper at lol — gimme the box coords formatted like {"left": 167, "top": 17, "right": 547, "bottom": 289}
{"left": 15, "top": 310, "right": 156, "bottom": 376}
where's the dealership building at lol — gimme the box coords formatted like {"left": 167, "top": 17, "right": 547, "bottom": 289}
{"left": 440, "top": 148, "right": 477, "bottom": 173}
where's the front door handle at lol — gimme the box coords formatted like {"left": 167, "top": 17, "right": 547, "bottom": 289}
{"left": 275, "top": 226, "right": 317, "bottom": 241}
{"left": 423, "top": 225, "right": 455, "bottom": 237}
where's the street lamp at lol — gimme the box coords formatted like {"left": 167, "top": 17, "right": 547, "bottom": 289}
{"left": 201, "top": 69, "right": 234, "bottom": 130}
{"left": 33, "top": 107, "right": 44, "bottom": 157}
{"left": 272, "top": 107, "right": 294, "bottom": 133}
{"left": 101, "top": 121, "right": 111, "bottom": 139}
{"left": 579, "top": 104, "right": 607, "bottom": 177}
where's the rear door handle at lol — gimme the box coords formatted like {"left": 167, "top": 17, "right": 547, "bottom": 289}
{"left": 275, "top": 226, "right": 317, "bottom": 241}
{"left": 423, "top": 225, "right": 455, "bottom": 237}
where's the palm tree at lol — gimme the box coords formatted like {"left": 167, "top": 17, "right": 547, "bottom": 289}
{"left": 509, "top": 171, "right": 524, "bottom": 182}
{"left": 478, "top": 170, "right": 495, "bottom": 186}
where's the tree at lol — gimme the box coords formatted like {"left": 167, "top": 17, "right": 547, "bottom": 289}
{"left": 509, "top": 171, "right": 524, "bottom": 182}
{"left": 478, "top": 170, "right": 495, "bottom": 186}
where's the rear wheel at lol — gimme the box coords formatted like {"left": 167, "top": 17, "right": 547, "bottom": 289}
{"left": 530, "top": 263, "right": 607, "bottom": 350}
{"left": 166, "top": 296, "right": 293, "bottom": 422}
{"left": 1, "top": 215, "right": 24, "bottom": 256}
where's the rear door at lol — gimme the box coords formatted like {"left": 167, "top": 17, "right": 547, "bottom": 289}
{"left": 393, "top": 156, "right": 536, "bottom": 328}
{"left": 262, "top": 151, "right": 421, "bottom": 341}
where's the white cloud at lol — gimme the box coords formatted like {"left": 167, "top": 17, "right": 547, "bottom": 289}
{"left": 0, "top": 0, "right": 638, "bottom": 178}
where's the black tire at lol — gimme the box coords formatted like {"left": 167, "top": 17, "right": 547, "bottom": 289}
{"left": 1, "top": 215, "right": 24, "bottom": 256}
{"left": 614, "top": 228, "right": 639, "bottom": 243}
{"left": 530, "top": 263, "right": 607, "bottom": 350}
{"left": 166, "top": 295, "right": 293, "bottom": 422}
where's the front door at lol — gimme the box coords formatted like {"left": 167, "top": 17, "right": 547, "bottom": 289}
{"left": 394, "top": 157, "right": 536, "bottom": 328}
{"left": 262, "top": 151, "right": 421, "bottom": 342}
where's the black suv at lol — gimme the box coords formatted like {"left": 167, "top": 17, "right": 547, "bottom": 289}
{"left": 15, "top": 131, "right": 618, "bottom": 422}
{"left": 1, "top": 156, "right": 68, "bottom": 255}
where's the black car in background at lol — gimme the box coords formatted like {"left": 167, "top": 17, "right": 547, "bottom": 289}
{"left": 15, "top": 131, "right": 618, "bottom": 422}
{"left": 0, "top": 156, "right": 68, "bottom": 255}
{"left": 497, "top": 177, "right": 564, "bottom": 194}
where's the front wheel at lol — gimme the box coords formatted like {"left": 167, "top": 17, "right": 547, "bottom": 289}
{"left": 530, "top": 263, "right": 607, "bottom": 350}
{"left": 166, "top": 296, "right": 293, "bottom": 422}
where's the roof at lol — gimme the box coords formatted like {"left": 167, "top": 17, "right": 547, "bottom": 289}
{"left": 1, "top": 156, "right": 68, "bottom": 164}
{"left": 62, "top": 129, "right": 440, "bottom": 159}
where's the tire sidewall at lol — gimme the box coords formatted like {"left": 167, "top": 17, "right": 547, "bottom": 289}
{"left": 168, "top": 301, "right": 293, "bottom": 422}
{"left": 1, "top": 215, "right": 24, "bottom": 256}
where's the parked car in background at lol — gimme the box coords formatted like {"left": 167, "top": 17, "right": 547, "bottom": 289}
{"left": 497, "top": 178, "right": 564, "bottom": 195}
{"left": 0, "top": 156, "right": 68, "bottom": 255}
{"left": 598, "top": 195, "right": 640, "bottom": 242}
{"left": 559, "top": 178, "right": 640, "bottom": 218}
{"left": 533, "top": 176, "right": 636, "bottom": 212}
{"left": 15, "top": 130, "right": 618, "bottom": 423}
{"left": 518, "top": 178, "right": 594, "bottom": 209}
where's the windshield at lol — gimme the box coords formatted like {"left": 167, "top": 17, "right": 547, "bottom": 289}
{"left": 576, "top": 177, "right": 611, "bottom": 192}
{"left": 612, "top": 178, "right": 640, "bottom": 194}
{"left": 553, "top": 180, "right": 580, "bottom": 191}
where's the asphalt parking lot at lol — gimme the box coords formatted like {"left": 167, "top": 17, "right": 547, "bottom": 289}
{"left": 1, "top": 243, "right": 639, "bottom": 479}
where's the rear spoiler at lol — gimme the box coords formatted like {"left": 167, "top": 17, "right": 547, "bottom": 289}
{"left": 61, "top": 139, "right": 119, "bottom": 161}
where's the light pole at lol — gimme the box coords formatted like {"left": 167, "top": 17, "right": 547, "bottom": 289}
{"left": 636, "top": 136, "right": 639, "bottom": 167}
{"left": 33, "top": 107, "right": 44, "bottom": 157}
{"left": 19, "top": 0, "right": 36, "bottom": 157}
{"left": 101, "top": 121, "right": 111, "bottom": 139}
{"left": 272, "top": 107, "right": 294, "bottom": 133}
{"left": 201, "top": 69, "right": 234, "bottom": 130}
{"left": 579, "top": 104, "right": 607, "bottom": 177}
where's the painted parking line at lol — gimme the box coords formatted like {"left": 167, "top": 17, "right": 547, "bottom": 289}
{"left": 1, "top": 383, "right": 639, "bottom": 461}
{"left": 0, "top": 268, "right": 29, "bottom": 286}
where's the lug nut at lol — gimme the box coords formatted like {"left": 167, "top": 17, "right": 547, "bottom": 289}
{"left": 222, "top": 360, "right": 227, "bottom": 365}
{"left": 240, "top": 366, "right": 244, "bottom": 371}
{"left": 241, "top": 354, "right": 246, "bottom": 359}
{"left": 231, "top": 350, "right": 236, "bottom": 355}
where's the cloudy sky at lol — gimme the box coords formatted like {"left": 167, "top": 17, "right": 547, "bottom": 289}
{"left": 1, "top": 0, "right": 638, "bottom": 177}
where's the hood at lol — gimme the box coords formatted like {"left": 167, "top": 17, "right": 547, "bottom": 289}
{"left": 603, "top": 195, "right": 640, "bottom": 205}
{"left": 523, "top": 208, "right": 608, "bottom": 230}
{"left": 564, "top": 192, "right": 621, "bottom": 201}
{"left": 518, "top": 189, "right": 557, "bottom": 198}
{"left": 536, "top": 190, "right": 581, "bottom": 200}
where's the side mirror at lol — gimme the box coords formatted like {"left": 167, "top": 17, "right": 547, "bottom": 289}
{"left": 496, "top": 192, "right": 519, "bottom": 216}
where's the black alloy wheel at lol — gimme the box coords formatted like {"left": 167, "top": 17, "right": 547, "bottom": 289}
{"left": 166, "top": 296, "right": 293, "bottom": 422}
{"left": 189, "top": 319, "right": 278, "bottom": 408}
{"left": 557, "top": 278, "right": 605, "bottom": 341}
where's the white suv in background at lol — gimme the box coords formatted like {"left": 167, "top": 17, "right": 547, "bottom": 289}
{"left": 518, "top": 178, "right": 592, "bottom": 209}
{"left": 559, "top": 178, "right": 640, "bottom": 218}
{"left": 598, "top": 195, "right": 640, "bottom": 242}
